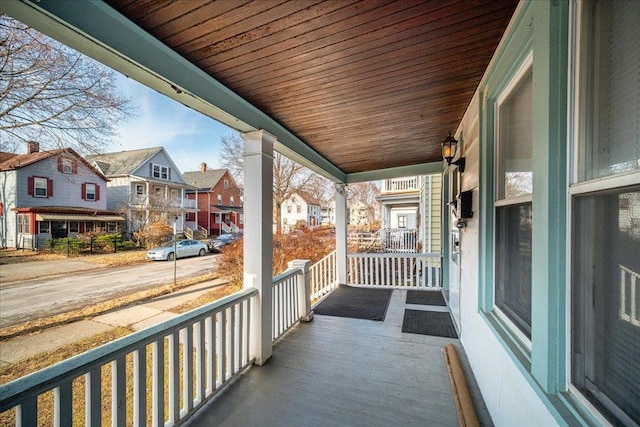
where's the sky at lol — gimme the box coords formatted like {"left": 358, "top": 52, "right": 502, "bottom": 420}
{"left": 106, "top": 74, "right": 238, "bottom": 175}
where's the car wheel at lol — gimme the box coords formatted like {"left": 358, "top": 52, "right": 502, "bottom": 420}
{"left": 167, "top": 252, "right": 175, "bottom": 261}
{"left": 199, "top": 248, "right": 206, "bottom": 256}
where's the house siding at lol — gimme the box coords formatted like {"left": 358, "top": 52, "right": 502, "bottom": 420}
{"left": 15, "top": 159, "right": 107, "bottom": 210}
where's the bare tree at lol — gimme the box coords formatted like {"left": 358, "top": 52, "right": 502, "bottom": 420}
{"left": 218, "top": 132, "right": 319, "bottom": 233}
{"left": 0, "top": 15, "right": 133, "bottom": 153}
{"left": 218, "top": 133, "right": 245, "bottom": 188}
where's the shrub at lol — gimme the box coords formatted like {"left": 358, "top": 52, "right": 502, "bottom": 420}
{"left": 216, "top": 228, "right": 335, "bottom": 289}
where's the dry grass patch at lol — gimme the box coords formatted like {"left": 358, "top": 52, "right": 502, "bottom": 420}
{"left": 169, "top": 282, "right": 241, "bottom": 314}
{"left": 80, "top": 250, "right": 149, "bottom": 265}
{"left": 0, "top": 249, "right": 66, "bottom": 264}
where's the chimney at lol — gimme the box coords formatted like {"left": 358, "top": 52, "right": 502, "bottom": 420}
{"left": 27, "top": 141, "right": 40, "bottom": 154}
{"left": 200, "top": 162, "right": 207, "bottom": 173}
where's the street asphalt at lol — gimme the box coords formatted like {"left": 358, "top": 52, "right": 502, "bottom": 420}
{"left": 0, "top": 257, "right": 229, "bottom": 369}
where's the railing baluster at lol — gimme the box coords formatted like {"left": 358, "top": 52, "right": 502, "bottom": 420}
{"left": 238, "top": 301, "right": 244, "bottom": 369}
{"left": 196, "top": 320, "right": 205, "bottom": 404}
{"left": 16, "top": 396, "right": 37, "bottom": 426}
{"left": 206, "top": 316, "right": 214, "bottom": 395}
{"left": 169, "top": 331, "right": 180, "bottom": 424}
{"left": 112, "top": 355, "right": 126, "bottom": 427}
{"left": 219, "top": 310, "right": 226, "bottom": 383}
{"left": 85, "top": 368, "right": 101, "bottom": 426}
{"left": 227, "top": 307, "right": 234, "bottom": 378}
{"left": 54, "top": 380, "right": 72, "bottom": 427}
{"left": 152, "top": 338, "right": 164, "bottom": 427}
{"left": 133, "top": 348, "right": 147, "bottom": 427}
{"left": 183, "top": 325, "right": 194, "bottom": 413}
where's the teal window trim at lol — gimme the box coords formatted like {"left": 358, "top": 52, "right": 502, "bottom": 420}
{"left": 478, "top": 1, "right": 588, "bottom": 424}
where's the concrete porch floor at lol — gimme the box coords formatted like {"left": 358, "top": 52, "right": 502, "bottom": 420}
{"left": 187, "top": 289, "right": 492, "bottom": 426}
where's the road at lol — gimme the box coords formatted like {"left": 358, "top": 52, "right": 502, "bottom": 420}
{"left": 0, "top": 254, "right": 221, "bottom": 327}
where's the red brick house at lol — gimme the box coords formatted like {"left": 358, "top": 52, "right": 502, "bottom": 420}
{"left": 183, "top": 163, "right": 243, "bottom": 236}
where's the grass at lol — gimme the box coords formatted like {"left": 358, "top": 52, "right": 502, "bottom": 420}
{"left": 0, "top": 248, "right": 148, "bottom": 266}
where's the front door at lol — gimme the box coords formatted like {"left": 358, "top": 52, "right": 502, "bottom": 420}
{"left": 51, "top": 221, "right": 67, "bottom": 239}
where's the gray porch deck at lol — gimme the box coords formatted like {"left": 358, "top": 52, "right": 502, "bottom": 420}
{"left": 188, "top": 290, "right": 492, "bottom": 426}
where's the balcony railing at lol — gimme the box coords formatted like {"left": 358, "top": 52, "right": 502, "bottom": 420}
{"left": 130, "top": 195, "right": 196, "bottom": 209}
{"left": 381, "top": 176, "right": 420, "bottom": 193}
{"left": 0, "top": 252, "right": 439, "bottom": 425}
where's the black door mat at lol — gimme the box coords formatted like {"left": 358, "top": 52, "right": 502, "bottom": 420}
{"left": 313, "top": 285, "right": 392, "bottom": 321}
{"left": 406, "top": 290, "right": 446, "bottom": 306}
{"left": 402, "top": 309, "right": 458, "bottom": 338}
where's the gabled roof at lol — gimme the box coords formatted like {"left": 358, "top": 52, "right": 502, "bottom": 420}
{"left": 0, "top": 152, "right": 18, "bottom": 163}
{"left": 86, "top": 147, "right": 163, "bottom": 176}
{"left": 294, "top": 191, "right": 322, "bottom": 207}
{"left": 0, "top": 148, "right": 108, "bottom": 181}
{"left": 183, "top": 169, "right": 228, "bottom": 190}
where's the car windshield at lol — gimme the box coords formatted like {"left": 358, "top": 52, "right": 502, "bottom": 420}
{"left": 218, "top": 234, "right": 235, "bottom": 241}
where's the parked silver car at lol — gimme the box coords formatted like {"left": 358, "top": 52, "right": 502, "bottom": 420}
{"left": 147, "top": 239, "right": 208, "bottom": 261}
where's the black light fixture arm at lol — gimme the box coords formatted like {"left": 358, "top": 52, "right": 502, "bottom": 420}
{"left": 448, "top": 157, "right": 465, "bottom": 173}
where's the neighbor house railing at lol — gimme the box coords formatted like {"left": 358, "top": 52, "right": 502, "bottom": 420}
{"left": 0, "top": 288, "right": 256, "bottom": 427}
{"left": 381, "top": 176, "right": 420, "bottom": 193}
{"left": 381, "top": 228, "right": 419, "bottom": 253}
{"left": 347, "top": 253, "right": 442, "bottom": 288}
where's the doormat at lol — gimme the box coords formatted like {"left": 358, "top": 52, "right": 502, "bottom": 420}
{"left": 406, "top": 290, "right": 446, "bottom": 306}
{"left": 401, "top": 309, "right": 458, "bottom": 338}
{"left": 313, "top": 285, "right": 392, "bottom": 321}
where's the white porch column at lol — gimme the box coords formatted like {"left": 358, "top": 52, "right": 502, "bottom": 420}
{"left": 335, "top": 183, "right": 347, "bottom": 284}
{"left": 242, "top": 130, "right": 275, "bottom": 366}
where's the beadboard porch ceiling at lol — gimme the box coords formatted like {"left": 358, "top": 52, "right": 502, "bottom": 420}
{"left": 3, "top": 0, "right": 518, "bottom": 181}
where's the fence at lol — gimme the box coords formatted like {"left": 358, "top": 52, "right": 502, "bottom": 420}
{"left": 40, "top": 235, "right": 132, "bottom": 256}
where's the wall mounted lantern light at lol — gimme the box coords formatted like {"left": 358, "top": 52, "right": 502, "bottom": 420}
{"left": 442, "top": 131, "right": 465, "bottom": 173}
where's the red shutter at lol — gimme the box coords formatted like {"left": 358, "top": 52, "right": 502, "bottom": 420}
{"left": 81, "top": 183, "right": 86, "bottom": 200}
{"left": 58, "top": 157, "right": 63, "bottom": 172}
{"left": 28, "top": 177, "right": 34, "bottom": 196}
{"left": 95, "top": 185, "right": 100, "bottom": 201}
{"left": 47, "top": 179, "right": 53, "bottom": 197}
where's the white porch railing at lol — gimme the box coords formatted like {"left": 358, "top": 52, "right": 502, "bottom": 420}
{"left": 310, "top": 250, "right": 338, "bottom": 301}
{"left": 0, "top": 288, "right": 256, "bottom": 427}
{"left": 220, "top": 223, "right": 231, "bottom": 233}
{"left": 0, "top": 252, "right": 441, "bottom": 426}
{"left": 347, "top": 253, "right": 442, "bottom": 288}
{"left": 272, "top": 269, "right": 301, "bottom": 341}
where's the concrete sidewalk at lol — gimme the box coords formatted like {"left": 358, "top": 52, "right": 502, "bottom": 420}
{"left": 0, "top": 278, "right": 229, "bottom": 368}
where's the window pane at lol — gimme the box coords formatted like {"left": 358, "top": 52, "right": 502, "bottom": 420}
{"left": 495, "top": 203, "right": 532, "bottom": 338}
{"left": 579, "top": 1, "right": 640, "bottom": 180}
{"left": 34, "top": 177, "right": 47, "bottom": 197}
{"left": 498, "top": 70, "right": 533, "bottom": 199}
{"left": 572, "top": 187, "right": 640, "bottom": 424}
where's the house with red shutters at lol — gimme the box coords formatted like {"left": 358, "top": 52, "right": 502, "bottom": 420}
{"left": 0, "top": 142, "right": 123, "bottom": 249}
{"left": 183, "top": 163, "right": 243, "bottom": 237}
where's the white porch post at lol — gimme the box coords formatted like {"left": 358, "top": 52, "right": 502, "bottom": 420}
{"left": 335, "top": 183, "right": 347, "bottom": 285}
{"left": 242, "top": 130, "right": 275, "bottom": 366}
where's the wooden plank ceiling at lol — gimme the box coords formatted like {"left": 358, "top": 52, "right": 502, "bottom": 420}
{"left": 105, "top": 0, "right": 518, "bottom": 175}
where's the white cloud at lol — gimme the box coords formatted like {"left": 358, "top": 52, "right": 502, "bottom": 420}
{"left": 108, "top": 75, "right": 233, "bottom": 172}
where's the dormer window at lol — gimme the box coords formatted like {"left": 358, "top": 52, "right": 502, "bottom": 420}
{"left": 62, "top": 159, "right": 72, "bottom": 173}
{"left": 152, "top": 164, "right": 170, "bottom": 180}
{"left": 58, "top": 157, "right": 76, "bottom": 174}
